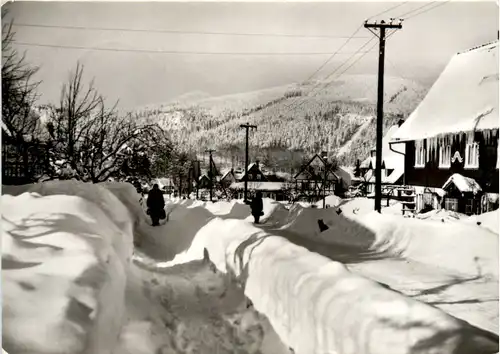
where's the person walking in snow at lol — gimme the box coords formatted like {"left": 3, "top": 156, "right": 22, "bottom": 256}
{"left": 250, "top": 191, "right": 264, "bottom": 224}
{"left": 147, "top": 184, "right": 165, "bottom": 226}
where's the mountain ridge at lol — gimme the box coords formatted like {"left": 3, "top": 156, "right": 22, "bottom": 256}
{"left": 133, "top": 74, "right": 429, "bottom": 170}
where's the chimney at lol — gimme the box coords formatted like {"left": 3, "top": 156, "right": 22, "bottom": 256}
{"left": 255, "top": 160, "right": 260, "bottom": 169}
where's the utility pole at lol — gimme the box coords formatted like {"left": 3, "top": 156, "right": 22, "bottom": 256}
{"left": 364, "top": 19, "right": 402, "bottom": 213}
{"left": 205, "top": 149, "right": 216, "bottom": 202}
{"left": 187, "top": 166, "right": 192, "bottom": 199}
{"left": 322, "top": 152, "right": 328, "bottom": 209}
{"left": 240, "top": 123, "right": 257, "bottom": 203}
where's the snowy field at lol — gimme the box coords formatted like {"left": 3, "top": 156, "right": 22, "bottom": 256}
{"left": 2, "top": 181, "right": 499, "bottom": 354}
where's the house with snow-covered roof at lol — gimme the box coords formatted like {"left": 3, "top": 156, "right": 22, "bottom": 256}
{"left": 228, "top": 160, "right": 289, "bottom": 200}
{"left": 293, "top": 152, "right": 340, "bottom": 203}
{"left": 390, "top": 41, "right": 499, "bottom": 215}
{"left": 359, "top": 122, "right": 406, "bottom": 194}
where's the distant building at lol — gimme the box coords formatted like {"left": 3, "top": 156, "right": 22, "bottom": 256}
{"left": 197, "top": 174, "right": 212, "bottom": 189}
{"left": 359, "top": 122, "right": 406, "bottom": 195}
{"left": 228, "top": 160, "right": 287, "bottom": 200}
{"left": 335, "top": 165, "right": 363, "bottom": 190}
{"left": 293, "top": 153, "right": 339, "bottom": 203}
{"left": 390, "top": 41, "right": 499, "bottom": 215}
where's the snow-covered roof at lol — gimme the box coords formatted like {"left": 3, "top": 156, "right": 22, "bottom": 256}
{"left": 229, "top": 181, "right": 285, "bottom": 191}
{"left": 361, "top": 124, "right": 405, "bottom": 172}
{"left": 152, "top": 177, "right": 173, "bottom": 187}
{"left": 392, "top": 41, "right": 499, "bottom": 142}
{"left": 442, "top": 173, "right": 482, "bottom": 194}
{"left": 220, "top": 169, "right": 234, "bottom": 181}
{"left": 365, "top": 166, "right": 404, "bottom": 184}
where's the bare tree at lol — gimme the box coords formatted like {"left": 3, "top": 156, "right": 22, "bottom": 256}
{"left": 46, "top": 62, "right": 172, "bottom": 182}
{"left": 2, "top": 16, "right": 41, "bottom": 143}
{"left": 1, "top": 12, "right": 47, "bottom": 183}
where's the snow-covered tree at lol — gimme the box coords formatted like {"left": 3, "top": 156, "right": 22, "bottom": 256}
{"left": 45, "top": 63, "right": 172, "bottom": 182}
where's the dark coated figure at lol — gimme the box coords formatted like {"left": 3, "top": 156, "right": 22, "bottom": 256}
{"left": 250, "top": 191, "right": 264, "bottom": 224}
{"left": 147, "top": 184, "right": 165, "bottom": 226}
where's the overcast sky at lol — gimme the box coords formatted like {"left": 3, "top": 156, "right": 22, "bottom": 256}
{"left": 4, "top": 1, "right": 499, "bottom": 110}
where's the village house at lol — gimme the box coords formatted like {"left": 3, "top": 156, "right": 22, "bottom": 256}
{"left": 335, "top": 165, "right": 363, "bottom": 191}
{"left": 358, "top": 122, "right": 406, "bottom": 197}
{"left": 293, "top": 153, "right": 340, "bottom": 203}
{"left": 390, "top": 41, "right": 499, "bottom": 215}
{"left": 228, "top": 161, "right": 288, "bottom": 200}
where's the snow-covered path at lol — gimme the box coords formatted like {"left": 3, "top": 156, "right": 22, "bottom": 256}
{"left": 122, "top": 204, "right": 293, "bottom": 354}
{"left": 117, "top": 250, "right": 292, "bottom": 354}
{"left": 348, "top": 259, "right": 499, "bottom": 335}
{"left": 258, "top": 209, "right": 499, "bottom": 336}
{"left": 3, "top": 183, "right": 498, "bottom": 354}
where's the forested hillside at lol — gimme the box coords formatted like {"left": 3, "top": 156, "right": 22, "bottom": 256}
{"left": 132, "top": 74, "right": 429, "bottom": 171}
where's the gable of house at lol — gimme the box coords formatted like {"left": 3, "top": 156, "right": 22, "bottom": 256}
{"left": 240, "top": 163, "right": 267, "bottom": 182}
{"left": 392, "top": 41, "right": 499, "bottom": 142}
{"left": 294, "top": 154, "right": 339, "bottom": 181}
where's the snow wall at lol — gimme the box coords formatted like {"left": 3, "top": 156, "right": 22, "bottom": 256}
{"left": 281, "top": 200, "right": 498, "bottom": 278}
{"left": 3, "top": 182, "right": 498, "bottom": 354}
{"left": 2, "top": 181, "right": 136, "bottom": 354}
{"left": 161, "top": 214, "right": 498, "bottom": 354}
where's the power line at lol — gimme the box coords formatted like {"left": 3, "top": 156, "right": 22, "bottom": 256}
{"left": 281, "top": 36, "right": 375, "bottom": 116}
{"left": 298, "top": 2, "right": 411, "bottom": 90}
{"left": 287, "top": 27, "right": 404, "bottom": 116}
{"left": 311, "top": 39, "right": 378, "bottom": 100}
{"left": 321, "top": 36, "right": 376, "bottom": 84}
{"left": 280, "top": 25, "right": 365, "bottom": 114}
{"left": 301, "top": 25, "right": 364, "bottom": 84}
{"left": 403, "top": 1, "right": 451, "bottom": 20}
{"left": 366, "top": 2, "right": 409, "bottom": 21}
{"left": 283, "top": 37, "right": 378, "bottom": 117}
{"left": 11, "top": 23, "right": 370, "bottom": 39}
{"left": 396, "top": 2, "right": 438, "bottom": 18}
{"left": 11, "top": 41, "right": 376, "bottom": 56}
{"left": 385, "top": 56, "right": 423, "bottom": 98}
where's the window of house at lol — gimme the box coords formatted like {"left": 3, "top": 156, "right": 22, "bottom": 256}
{"left": 465, "top": 142, "right": 479, "bottom": 169}
{"left": 465, "top": 198, "right": 474, "bottom": 215}
{"left": 439, "top": 145, "right": 451, "bottom": 168}
{"left": 415, "top": 144, "right": 426, "bottom": 168}
{"left": 444, "top": 197, "right": 459, "bottom": 212}
{"left": 256, "top": 174, "right": 261, "bottom": 181}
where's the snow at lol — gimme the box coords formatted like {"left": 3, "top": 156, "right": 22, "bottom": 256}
{"left": 3, "top": 183, "right": 291, "bottom": 354}
{"left": 2, "top": 181, "right": 135, "bottom": 267}
{"left": 443, "top": 173, "right": 483, "bottom": 194}
{"left": 2, "top": 192, "right": 128, "bottom": 354}
{"left": 229, "top": 181, "right": 285, "bottom": 191}
{"left": 392, "top": 41, "right": 499, "bottom": 142}
{"left": 313, "top": 194, "right": 343, "bottom": 208}
{"left": 152, "top": 212, "right": 498, "bottom": 354}
{"left": 417, "top": 208, "right": 469, "bottom": 222}
{"left": 359, "top": 124, "right": 405, "bottom": 184}
{"left": 335, "top": 117, "right": 372, "bottom": 157}
{"left": 4, "top": 181, "right": 498, "bottom": 354}
{"left": 468, "top": 210, "right": 499, "bottom": 234}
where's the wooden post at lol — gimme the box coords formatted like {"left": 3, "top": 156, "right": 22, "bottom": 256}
{"left": 364, "top": 20, "right": 402, "bottom": 212}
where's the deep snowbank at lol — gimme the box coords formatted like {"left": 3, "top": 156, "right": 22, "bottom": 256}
{"left": 158, "top": 215, "right": 498, "bottom": 354}
{"left": 358, "top": 211, "right": 499, "bottom": 278}
{"left": 274, "top": 201, "right": 498, "bottom": 279}
{"left": 2, "top": 181, "right": 135, "bottom": 264}
{"left": 469, "top": 209, "right": 499, "bottom": 235}
{"left": 2, "top": 192, "right": 129, "bottom": 354}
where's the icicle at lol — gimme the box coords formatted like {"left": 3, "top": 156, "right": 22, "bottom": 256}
{"left": 425, "top": 138, "right": 430, "bottom": 163}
